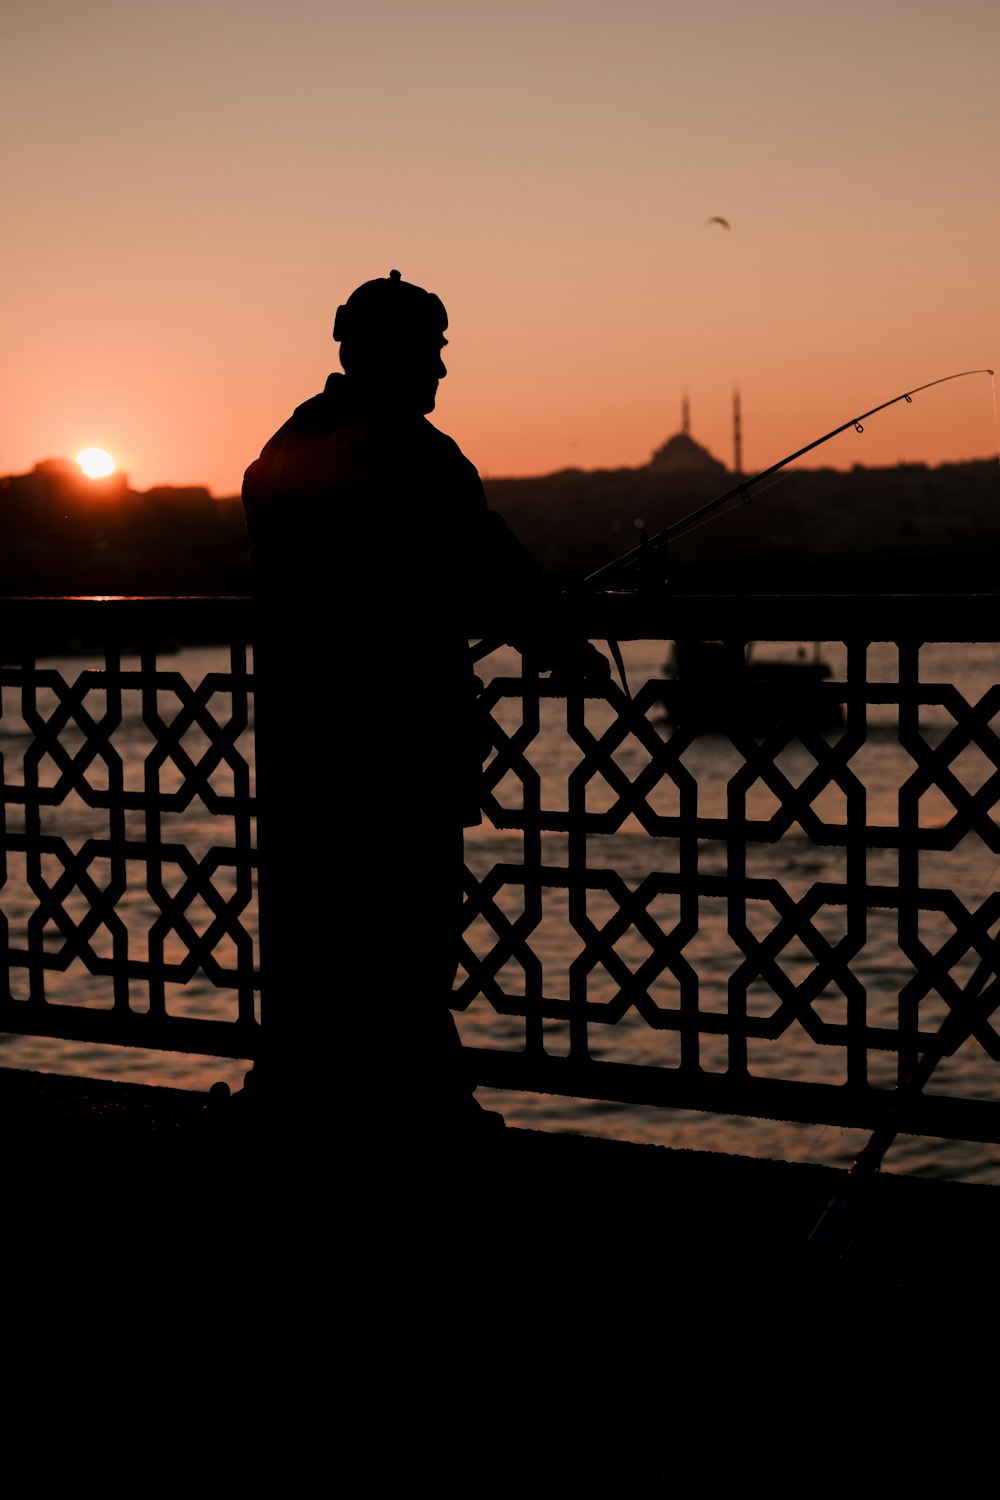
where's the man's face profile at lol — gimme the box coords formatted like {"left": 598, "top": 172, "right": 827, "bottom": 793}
{"left": 407, "top": 334, "right": 448, "bottom": 414}
{"left": 344, "top": 330, "right": 447, "bottom": 416}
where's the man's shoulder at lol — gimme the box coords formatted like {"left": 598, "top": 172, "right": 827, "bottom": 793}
{"left": 261, "top": 385, "right": 339, "bottom": 455}
{"left": 241, "top": 384, "right": 484, "bottom": 513}
{"left": 241, "top": 381, "right": 343, "bottom": 501}
{"left": 417, "top": 418, "right": 482, "bottom": 481}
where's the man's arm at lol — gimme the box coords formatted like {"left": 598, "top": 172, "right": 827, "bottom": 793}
{"left": 481, "top": 509, "right": 610, "bottom": 681}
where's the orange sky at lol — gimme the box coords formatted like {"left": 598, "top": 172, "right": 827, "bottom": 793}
{"left": 2, "top": 1, "right": 998, "bottom": 497}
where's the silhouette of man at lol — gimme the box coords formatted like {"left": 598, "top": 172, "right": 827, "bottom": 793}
{"left": 243, "top": 269, "right": 607, "bottom": 1145}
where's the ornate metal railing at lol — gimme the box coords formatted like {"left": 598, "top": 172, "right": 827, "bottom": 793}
{"left": 463, "top": 593, "right": 1000, "bottom": 1147}
{"left": 0, "top": 599, "right": 258, "bottom": 1061}
{"left": 2, "top": 594, "right": 1000, "bottom": 1149}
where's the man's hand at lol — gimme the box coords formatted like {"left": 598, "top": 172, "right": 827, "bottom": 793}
{"left": 546, "top": 640, "right": 612, "bottom": 684}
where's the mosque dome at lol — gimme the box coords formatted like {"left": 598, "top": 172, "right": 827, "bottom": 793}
{"left": 648, "top": 429, "right": 727, "bottom": 476}
{"left": 647, "top": 393, "right": 733, "bottom": 479}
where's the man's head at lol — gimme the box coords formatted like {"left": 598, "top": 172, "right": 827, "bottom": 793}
{"left": 334, "top": 269, "right": 448, "bottom": 414}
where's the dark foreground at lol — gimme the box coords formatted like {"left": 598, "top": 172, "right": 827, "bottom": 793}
{"left": 5, "top": 1065, "right": 996, "bottom": 1270}
{"left": 5, "top": 1065, "right": 998, "bottom": 1492}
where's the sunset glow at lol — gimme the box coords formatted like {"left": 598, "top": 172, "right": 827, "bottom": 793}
{"left": 2, "top": 3, "right": 998, "bottom": 495}
{"left": 76, "top": 448, "right": 116, "bottom": 479}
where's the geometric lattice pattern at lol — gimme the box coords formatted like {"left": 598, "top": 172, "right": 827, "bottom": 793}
{"left": 4, "top": 597, "right": 1000, "bottom": 1145}
{"left": 0, "top": 610, "right": 258, "bottom": 1062}
{"left": 459, "top": 611, "right": 1000, "bottom": 1147}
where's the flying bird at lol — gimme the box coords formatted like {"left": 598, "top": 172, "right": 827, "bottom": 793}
{"left": 706, "top": 216, "right": 731, "bottom": 230}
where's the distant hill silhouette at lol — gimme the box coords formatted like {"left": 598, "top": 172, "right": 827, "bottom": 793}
{"left": 0, "top": 459, "right": 251, "bottom": 596}
{"left": 484, "top": 425, "right": 1000, "bottom": 593}
{"left": 1, "top": 438, "right": 998, "bottom": 597}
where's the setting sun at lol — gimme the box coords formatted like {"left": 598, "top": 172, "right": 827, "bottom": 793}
{"left": 76, "top": 447, "right": 116, "bottom": 479}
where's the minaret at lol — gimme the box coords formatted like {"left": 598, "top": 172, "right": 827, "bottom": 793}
{"left": 681, "top": 391, "right": 690, "bottom": 436}
{"left": 732, "top": 386, "right": 743, "bottom": 478}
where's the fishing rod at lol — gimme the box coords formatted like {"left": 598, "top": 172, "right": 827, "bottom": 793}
{"left": 579, "top": 368, "right": 995, "bottom": 592}
{"left": 480, "top": 368, "right": 995, "bottom": 693}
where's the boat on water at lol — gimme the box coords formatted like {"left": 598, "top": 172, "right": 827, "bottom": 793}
{"left": 658, "top": 639, "right": 844, "bottom": 735}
